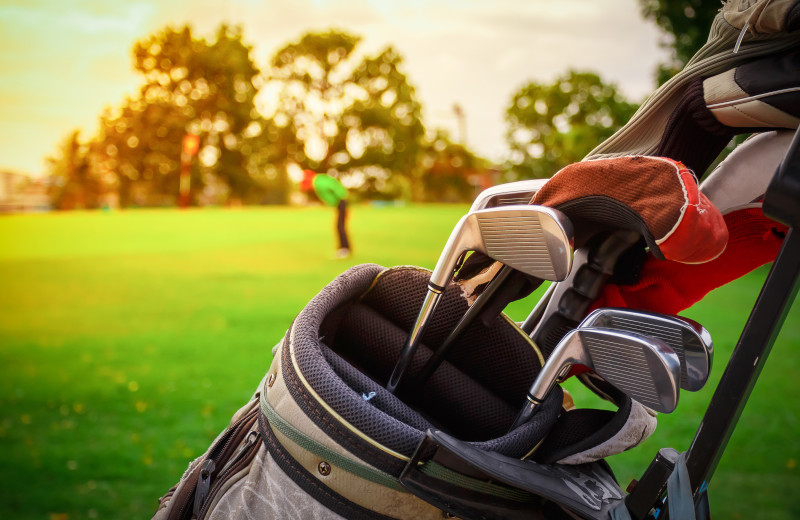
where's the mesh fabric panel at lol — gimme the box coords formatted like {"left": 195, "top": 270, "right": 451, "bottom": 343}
{"left": 336, "top": 303, "right": 519, "bottom": 440}
{"left": 360, "top": 267, "right": 545, "bottom": 405}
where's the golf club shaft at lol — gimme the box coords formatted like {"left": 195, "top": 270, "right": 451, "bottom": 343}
{"left": 413, "top": 265, "right": 514, "bottom": 388}
{"left": 386, "top": 287, "right": 443, "bottom": 393}
{"left": 510, "top": 363, "right": 570, "bottom": 431}
{"left": 521, "top": 282, "right": 557, "bottom": 334}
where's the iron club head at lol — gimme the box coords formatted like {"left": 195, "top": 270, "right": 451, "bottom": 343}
{"left": 469, "top": 179, "right": 549, "bottom": 212}
{"left": 430, "top": 204, "right": 574, "bottom": 288}
{"left": 579, "top": 308, "right": 713, "bottom": 391}
{"left": 510, "top": 327, "right": 681, "bottom": 430}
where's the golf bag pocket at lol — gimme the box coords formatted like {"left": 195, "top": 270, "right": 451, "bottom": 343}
{"left": 154, "top": 393, "right": 264, "bottom": 519}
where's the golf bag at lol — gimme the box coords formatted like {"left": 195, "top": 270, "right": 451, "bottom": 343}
{"left": 154, "top": 0, "right": 800, "bottom": 517}
{"left": 154, "top": 264, "right": 659, "bottom": 519}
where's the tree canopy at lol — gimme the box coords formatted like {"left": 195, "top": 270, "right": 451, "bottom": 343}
{"left": 505, "top": 70, "right": 637, "bottom": 179}
{"left": 46, "top": 130, "right": 96, "bottom": 209}
{"left": 416, "top": 130, "right": 487, "bottom": 203}
{"left": 639, "top": 0, "right": 719, "bottom": 84}
{"left": 46, "top": 23, "right": 649, "bottom": 208}
{"left": 47, "top": 24, "right": 277, "bottom": 208}
{"left": 266, "top": 30, "right": 426, "bottom": 199}
{"left": 48, "top": 26, "right": 438, "bottom": 207}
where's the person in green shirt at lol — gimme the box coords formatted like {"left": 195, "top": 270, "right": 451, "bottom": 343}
{"left": 301, "top": 170, "right": 351, "bottom": 258}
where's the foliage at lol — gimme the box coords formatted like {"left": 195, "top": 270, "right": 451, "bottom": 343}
{"left": 266, "top": 30, "right": 426, "bottom": 199}
{"left": 113, "top": 24, "right": 275, "bottom": 206}
{"left": 46, "top": 130, "right": 99, "bottom": 210}
{"left": 638, "top": 0, "right": 719, "bottom": 84}
{"left": 504, "top": 70, "right": 638, "bottom": 179}
{"left": 46, "top": 25, "right": 282, "bottom": 208}
{"left": 46, "top": 26, "right": 487, "bottom": 206}
{"left": 416, "top": 130, "right": 488, "bottom": 203}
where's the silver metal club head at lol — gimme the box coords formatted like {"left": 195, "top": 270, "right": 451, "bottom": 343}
{"left": 386, "top": 204, "right": 574, "bottom": 393}
{"left": 469, "top": 179, "right": 549, "bottom": 212}
{"left": 579, "top": 308, "right": 713, "bottom": 392}
{"left": 430, "top": 204, "right": 574, "bottom": 288}
{"left": 510, "top": 327, "right": 681, "bottom": 430}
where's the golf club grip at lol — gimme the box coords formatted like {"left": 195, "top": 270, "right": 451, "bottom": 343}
{"left": 531, "top": 230, "right": 641, "bottom": 356}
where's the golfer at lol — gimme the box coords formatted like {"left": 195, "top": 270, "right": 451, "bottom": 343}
{"left": 301, "top": 170, "right": 352, "bottom": 258}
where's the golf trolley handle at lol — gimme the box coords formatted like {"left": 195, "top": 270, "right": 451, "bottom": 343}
{"left": 677, "top": 127, "right": 800, "bottom": 508}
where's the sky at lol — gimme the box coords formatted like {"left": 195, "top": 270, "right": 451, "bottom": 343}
{"left": 0, "top": 0, "right": 670, "bottom": 177}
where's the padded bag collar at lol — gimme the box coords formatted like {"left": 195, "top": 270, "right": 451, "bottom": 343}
{"left": 283, "top": 264, "right": 563, "bottom": 469}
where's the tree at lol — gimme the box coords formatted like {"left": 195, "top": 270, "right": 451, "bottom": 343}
{"left": 91, "top": 24, "right": 280, "bottom": 207}
{"left": 505, "top": 71, "right": 638, "bottom": 179}
{"left": 416, "top": 131, "right": 487, "bottom": 203}
{"left": 638, "top": 0, "right": 719, "bottom": 84}
{"left": 47, "top": 130, "right": 99, "bottom": 210}
{"left": 266, "top": 30, "right": 426, "bottom": 199}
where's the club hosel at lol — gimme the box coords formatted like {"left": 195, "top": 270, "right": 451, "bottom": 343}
{"left": 526, "top": 373, "right": 562, "bottom": 408}
{"left": 510, "top": 399, "right": 540, "bottom": 431}
{"left": 405, "top": 289, "right": 444, "bottom": 356}
{"left": 510, "top": 363, "right": 571, "bottom": 431}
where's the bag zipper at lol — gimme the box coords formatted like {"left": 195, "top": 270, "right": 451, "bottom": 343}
{"left": 168, "top": 406, "right": 259, "bottom": 520}
{"left": 192, "top": 459, "right": 216, "bottom": 517}
{"left": 196, "top": 429, "right": 263, "bottom": 518}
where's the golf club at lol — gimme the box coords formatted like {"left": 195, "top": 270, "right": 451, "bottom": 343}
{"left": 468, "top": 178, "right": 548, "bottom": 212}
{"left": 509, "top": 327, "right": 681, "bottom": 431}
{"left": 386, "top": 204, "right": 574, "bottom": 393}
{"left": 579, "top": 307, "right": 713, "bottom": 392}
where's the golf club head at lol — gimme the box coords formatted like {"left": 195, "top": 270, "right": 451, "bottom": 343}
{"left": 571, "top": 328, "right": 681, "bottom": 413}
{"left": 430, "top": 204, "right": 574, "bottom": 288}
{"left": 469, "top": 179, "right": 549, "bottom": 212}
{"left": 512, "top": 327, "right": 680, "bottom": 430}
{"left": 579, "top": 308, "right": 713, "bottom": 391}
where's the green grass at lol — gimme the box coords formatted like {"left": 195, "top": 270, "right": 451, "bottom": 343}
{"left": 0, "top": 206, "right": 797, "bottom": 519}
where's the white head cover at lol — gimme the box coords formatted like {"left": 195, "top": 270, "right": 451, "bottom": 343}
{"left": 700, "top": 130, "right": 794, "bottom": 213}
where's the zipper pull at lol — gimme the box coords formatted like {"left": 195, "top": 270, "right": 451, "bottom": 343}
{"left": 193, "top": 459, "right": 216, "bottom": 517}
{"left": 219, "top": 431, "right": 260, "bottom": 475}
